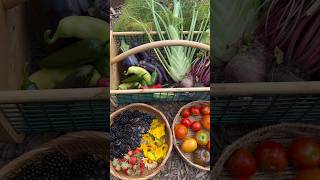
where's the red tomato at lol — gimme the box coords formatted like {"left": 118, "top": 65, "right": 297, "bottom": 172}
{"left": 201, "top": 115, "right": 210, "bottom": 130}
{"left": 227, "top": 148, "right": 257, "bottom": 177}
{"left": 190, "top": 106, "right": 201, "bottom": 116}
{"left": 255, "top": 140, "right": 288, "bottom": 172}
{"left": 190, "top": 121, "right": 202, "bottom": 132}
{"left": 295, "top": 168, "right": 320, "bottom": 180}
{"left": 181, "top": 118, "right": 191, "bottom": 128}
{"left": 181, "top": 108, "right": 191, "bottom": 118}
{"left": 174, "top": 124, "right": 188, "bottom": 139}
{"left": 288, "top": 137, "right": 320, "bottom": 169}
{"left": 201, "top": 106, "right": 210, "bottom": 115}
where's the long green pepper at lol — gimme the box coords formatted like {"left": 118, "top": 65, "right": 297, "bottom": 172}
{"left": 44, "top": 16, "right": 109, "bottom": 44}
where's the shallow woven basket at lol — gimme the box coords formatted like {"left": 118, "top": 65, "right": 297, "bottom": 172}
{"left": 0, "top": 131, "right": 108, "bottom": 179}
{"left": 172, "top": 100, "right": 210, "bottom": 171}
{"left": 212, "top": 123, "right": 320, "bottom": 180}
{"left": 110, "top": 103, "right": 173, "bottom": 180}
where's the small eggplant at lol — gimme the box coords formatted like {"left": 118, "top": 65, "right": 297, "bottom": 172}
{"left": 131, "top": 42, "right": 151, "bottom": 60}
{"left": 148, "top": 57, "right": 170, "bottom": 82}
{"left": 120, "top": 40, "right": 138, "bottom": 67}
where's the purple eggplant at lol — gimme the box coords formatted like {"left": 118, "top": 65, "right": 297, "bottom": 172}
{"left": 139, "top": 61, "right": 164, "bottom": 84}
{"left": 147, "top": 57, "right": 170, "bottom": 82}
{"left": 131, "top": 42, "right": 151, "bottom": 60}
{"left": 120, "top": 40, "right": 139, "bottom": 67}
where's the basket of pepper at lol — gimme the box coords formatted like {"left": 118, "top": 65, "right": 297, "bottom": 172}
{"left": 0, "top": 131, "right": 108, "bottom": 179}
{"left": 110, "top": 103, "right": 173, "bottom": 179}
{"left": 212, "top": 123, "right": 320, "bottom": 180}
{"left": 110, "top": 0, "right": 210, "bottom": 105}
{"left": 0, "top": 1, "right": 108, "bottom": 136}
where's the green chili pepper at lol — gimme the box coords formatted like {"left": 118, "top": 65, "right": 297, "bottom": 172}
{"left": 150, "top": 71, "right": 158, "bottom": 86}
{"left": 44, "top": 16, "right": 109, "bottom": 44}
{"left": 122, "top": 74, "right": 143, "bottom": 83}
{"left": 125, "top": 66, "right": 152, "bottom": 85}
{"left": 28, "top": 67, "right": 76, "bottom": 89}
{"left": 39, "top": 40, "right": 105, "bottom": 68}
{"left": 118, "top": 82, "right": 140, "bottom": 90}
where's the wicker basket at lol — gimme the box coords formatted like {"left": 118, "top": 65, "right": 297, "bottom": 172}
{"left": 0, "top": 131, "right": 108, "bottom": 179}
{"left": 0, "top": 2, "right": 108, "bottom": 141}
{"left": 110, "top": 31, "right": 210, "bottom": 105}
{"left": 110, "top": 103, "right": 173, "bottom": 180}
{"left": 212, "top": 123, "right": 320, "bottom": 180}
{"left": 172, "top": 101, "right": 210, "bottom": 171}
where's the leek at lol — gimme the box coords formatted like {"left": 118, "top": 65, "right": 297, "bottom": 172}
{"left": 132, "top": 0, "right": 210, "bottom": 82}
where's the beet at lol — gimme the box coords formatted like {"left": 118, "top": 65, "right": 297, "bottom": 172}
{"left": 224, "top": 47, "right": 268, "bottom": 83}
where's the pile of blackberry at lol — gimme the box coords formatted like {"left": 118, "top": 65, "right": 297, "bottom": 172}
{"left": 111, "top": 110, "right": 154, "bottom": 159}
{"left": 10, "top": 152, "right": 108, "bottom": 180}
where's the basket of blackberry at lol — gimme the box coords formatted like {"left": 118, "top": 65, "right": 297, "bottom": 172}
{"left": 110, "top": 103, "right": 173, "bottom": 180}
{"left": 0, "top": 131, "right": 108, "bottom": 180}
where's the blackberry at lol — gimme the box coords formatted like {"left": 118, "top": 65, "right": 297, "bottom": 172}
{"left": 111, "top": 110, "right": 155, "bottom": 159}
{"left": 11, "top": 163, "right": 44, "bottom": 180}
{"left": 42, "top": 152, "right": 72, "bottom": 180}
{"left": 70, "top": 154, "right": 95, "bottom": 178}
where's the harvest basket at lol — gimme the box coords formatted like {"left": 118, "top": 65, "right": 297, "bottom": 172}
{"left": 0, "top": 2, "right": 108, "bottom": 142}
{"left": 0, "top": 131, "right": 108, "bottom": 179}
{"left": 110, "top": 31, "right": 210, "bottom": 105}
{"left": 172, "top": 101, "right": 210, "bottom": 171}
{"left": 212, "top": 82, "right": 320, "bottom": 123}
{"left": 212, "top": 123, "right": 320, "bottom": 180}
{"left": 110, "top": 103, "right": 173, "bottom": 180}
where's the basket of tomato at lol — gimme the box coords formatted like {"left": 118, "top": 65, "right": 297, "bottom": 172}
{"left": 212, "top": 123, "right": 320, "bottom": 180}
{"left": 172, "top": 101, "right": 210, "bottom": 171}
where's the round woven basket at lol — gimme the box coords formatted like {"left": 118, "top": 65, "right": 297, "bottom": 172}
{"left": 212, "top": 123, "right": 320, "bottom": 180}
{"left": 172, "top": 100, "right": 210, "bottom": 171}
{"left": 0, "top": 131, "right": 108, "bottom": 180}
{"left": 110, "top": 103, "right": 173, "bottom": 180}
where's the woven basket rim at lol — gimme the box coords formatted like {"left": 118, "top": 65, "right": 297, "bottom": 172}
{"left": 212, "top": 123, "right": 320, "bottom": 179}
{"left": 172, "top": 100, "right": 210, "bottom": 171}
{"left": 0, "top": 131, "right": 108, "bottom": 179}
{"left": 110, "top": 103, "right": 173, "bottom": 180}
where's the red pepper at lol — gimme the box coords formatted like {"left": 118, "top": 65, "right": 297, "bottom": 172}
{"left": 140, "top": 84, "right": 162, "bottom": 89}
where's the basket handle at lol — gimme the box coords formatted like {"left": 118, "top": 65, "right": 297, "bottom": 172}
{"left": 110, "top": 40, "right": 210, "bottom": 65}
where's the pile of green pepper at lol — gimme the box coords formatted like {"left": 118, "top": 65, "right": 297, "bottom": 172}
{"left": 24, "top": 16, "right": 109, "bottom": 90}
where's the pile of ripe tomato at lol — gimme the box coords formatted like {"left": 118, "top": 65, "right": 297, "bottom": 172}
{"left": 227, "top": 137, "right": 320, "bottom": 180}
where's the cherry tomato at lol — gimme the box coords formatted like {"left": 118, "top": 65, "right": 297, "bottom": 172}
{"left": 190, "top": 106, "right": 201, "bottom": 116}
{"left": 190, "top": 121, "right": 202, "bottom": 132}
{"left": 255, "top": 140, "right": 288, "bottom": 172}
{"left": 181, "top": 108, "right": 191, "bottom": 118}
{"left": 227, "top": 148, "right": 257, "bottom": 177}
{"left": 288, "top": 137, "right": 320, "bottom": 169}
{"left": 181, "top": 118, "right": 191, "bottom": 128}
{"left": 174, "top": 124, "right": 188, "bottom": 139}
{"left": 201, "top": 106, "right": 210, "bottom": 115}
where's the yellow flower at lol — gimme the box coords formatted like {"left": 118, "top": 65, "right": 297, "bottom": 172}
{"left": 140, "top": 119, "right": 168, "bottom": 163}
